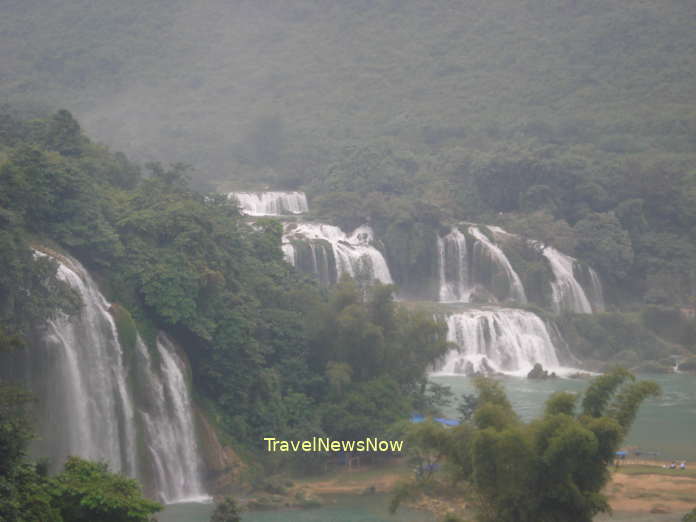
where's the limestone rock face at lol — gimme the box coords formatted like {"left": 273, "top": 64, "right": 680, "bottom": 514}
{"left": 196, "top": 408, "right": 245, "bottom": 495}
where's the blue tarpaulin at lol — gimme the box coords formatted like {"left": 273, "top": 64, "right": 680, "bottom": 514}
{"left": 410, "top": 414, "right": 460, "bottom": 427}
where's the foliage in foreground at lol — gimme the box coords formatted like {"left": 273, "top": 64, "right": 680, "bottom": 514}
{"left": 210, "top": 496, "right": 241, "bottom": 522}
{"left": 393, "top": 369, "right": 660, "bottom": 522}
{"left": 0, "top": 381, "right": 161, "bottom": 521}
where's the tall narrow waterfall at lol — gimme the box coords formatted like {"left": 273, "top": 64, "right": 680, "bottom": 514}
{"left": 26, "top": 254, "right": 138, "bottom": 477}
{"left": 283, "top": 223, "right": 393, "bottom": 286}
{"left": 587, "top": 268, "right": 605, "bottom": 312}
{"left": 438, "top": 228, "right": 470, "bottom": 302}
{"left": 228, "top": 191, "right": 308, "bottom": 216}
{"left": 137, "top": 335, "right": 207, "bottom": 503}
{"left": 6, "top": 252, "right": 208, "bottom": 503}
{"left": 432, "top": 308, "right": 561, "bottom": 376}
{"left": 542, "top": 246, "right": 598, "bottom": 314}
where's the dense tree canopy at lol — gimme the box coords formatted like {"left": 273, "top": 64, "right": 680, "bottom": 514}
{"left": 393, "top": 370, "right": 660, "bottom": 522}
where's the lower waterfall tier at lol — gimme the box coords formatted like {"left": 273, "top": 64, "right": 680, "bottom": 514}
{"left": 432, "top": 307, "right": 576, "bottom": 377}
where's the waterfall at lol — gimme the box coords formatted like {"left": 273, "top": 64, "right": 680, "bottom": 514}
{"left": 6, "top": 252, "right": 208, "bottom": 503}
{"left": 281, "top": 242, "right": 295, "bottom": 265}
{"left": 542, "top": 246, "right": 595, "bottom": 314}
{"left": 137, "top": 335, "right": 207, "bottom": 504}
{"left": 432, "top": 308, "right": 561, "bottom": 376}
{"left": 588, "top": 268, "right": 605, "bottom": 312}
{"left": 437, "top": 226, "right": 527, "bottom": 304}
{"left": 283, "top": 223, "right": 393, "bottom": 286}
{"left": 438, "top": 228, "right": 470, "bottom": 302}
{"left": 24, "top": 254, "right": 138, "bottom": 477}
{"left": 469, "top": 227, "right": 527, "bottom": 304}
{"left": 228, "top": 191, "right": 308, "bottom": 216}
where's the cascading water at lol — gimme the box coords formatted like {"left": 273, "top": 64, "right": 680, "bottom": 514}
{"left": 21, "top": 253, "right": 138, "bottom": 477}
{"left": 432, "top": 308, "right": 562, "bottom": 376}
{"left": 283, "top": 223, "right": 393, "bottom": 286}
{"left": 438, "top": 228, "right": 470, "bottom": 302}
{"left": 437, "top": 226, "right": 527, "bottom": 304}
{"left": 281, "top": 242, "right": 295, "bottom": 265}
{"left": 5, "top": 252, "right": 208, "bottom": 503}
{"left": 587, "top": 268, "right": 605, "bottom": 312}
{"left": 237, "top": 190, "right": 598, "bottom": 377}
{"left": 542, "top": 246, "right": 596, "bottom": 314}
{"left": 488, "top": 225, "right": 604, "bottom": 314}
{"left": 136, "top": 335, "right": 207, "bottom": 503}
{"left": 228, "top": 191, "right": 308, "bottom": 216}
{"left": 469, "top": 227, "right": 527, "bottom": 304}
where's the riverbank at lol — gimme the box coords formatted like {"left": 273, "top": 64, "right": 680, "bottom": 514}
{"left": 281, "top": 461, "right": 696, "bottom": 520}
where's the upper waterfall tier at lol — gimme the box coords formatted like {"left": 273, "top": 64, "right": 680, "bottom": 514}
{"left": 436, "top": 224, "right": 605, "bottom": 313}
{"left": 542, "top": 246, "right": 603, "bottom": 314}
{"left": 432, "top": 307, "right": 565, "bottom": 377}
{"left": 228, "top": 191, "right": 308, "bottom": 216}
{"left": 3, "top": 251, "right": 208, "bottom": 503}
{"left": 489, "top": 225, "right": 604, "bottom": 313}
{"left": 437, "top": 226, "right": 527, "bottom": 305}
{"left": 283, "top": 222, "right": 393, "bottom": 286}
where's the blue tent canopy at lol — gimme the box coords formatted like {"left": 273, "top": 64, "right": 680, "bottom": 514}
{"left": 410, "top": 414, "right": 460, "bottom": 427}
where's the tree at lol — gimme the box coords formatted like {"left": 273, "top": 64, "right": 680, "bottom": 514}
{"left": 44, "top": 109, "right": 84, "bottom": 156}
{"left": 51, "top": 457, "right": 161, "bottom": 522}
{"left": 392, "top": 370, "right": 659, "bottom": 522}
{"left": 574, "top": 212, "right": 634, "bottom": 281}
{"left": 210, "top": 496, "right": 241, "bottom": 522}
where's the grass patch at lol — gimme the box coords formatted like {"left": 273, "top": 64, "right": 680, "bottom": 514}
{"left": 617, "top": 465, "right": 696, "bottom": 479}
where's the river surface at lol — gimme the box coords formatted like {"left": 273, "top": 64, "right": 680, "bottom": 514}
{"left": 160, "top": 374, "right": 694, "bottom": 521}
{"left": 432, "top": 373, "right": 696, "bottom": 461}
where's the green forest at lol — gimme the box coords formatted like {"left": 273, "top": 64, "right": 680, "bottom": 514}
{"left": 1, "top": 1, "right": 695, "bottom": 521}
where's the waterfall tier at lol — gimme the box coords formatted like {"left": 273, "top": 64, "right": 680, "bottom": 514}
{"left": 283, "top": 223, "right": 393, "bottom": 286}
{"left": 228, "top": 191, "right": 308, "bottom": 216}
{"left": 437, "top": 226, "right": 527, "bottom": 305}
{"left": 137, "top": 334, "right": 208, "bottom": 503}
{"left": 432, "top": 308, "right": 563, "bottom": 376}
{"left": 542, "top": 246, "right": 596, "bottom": 314}
{"left": 3, "top": 252, "right": 208, "bottom": 503}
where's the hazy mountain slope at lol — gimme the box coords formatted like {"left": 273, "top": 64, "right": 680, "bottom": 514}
{"left": 2, "top": 0, "right": 695, "bottom": 185}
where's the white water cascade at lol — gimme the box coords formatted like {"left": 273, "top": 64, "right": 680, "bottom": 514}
{"left": 469, "top": 227, "right": 527, "bottom": 304}
{"left": 137, "top": 334, "right": 208, "bottom": 504}
{"left": 587, "top": 267, "right": 605, "bottom": 312}
{"left": 437, "top": 226, "right": 527, "bottom": 304}
{"left": 432, "top": 308, "right": 562, "bottom": 376}
{"left": 9, "top": 252, "right": 208, "bottom": 503}
{"left": 283, "top": 223, "right": 393, "bottom": 286}
{"left": 229, "top": 191, "right": 308, "bottom": 216}
{"left": 438, "top": 228, "right": 470, "bottom": 302}
{"left": 542, "top": 246, "right": 599, "bottom": 314}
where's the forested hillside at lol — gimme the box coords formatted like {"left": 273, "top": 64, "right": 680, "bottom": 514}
{"left": 0, "top": 111, "right": 449, "bottom": 449}
{"left": 2, "top": 0, "right": 695, "bottom": 307}
{"left": 1, "top": 2, "right": 695, "bottom": 518}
